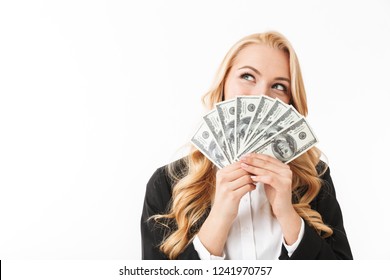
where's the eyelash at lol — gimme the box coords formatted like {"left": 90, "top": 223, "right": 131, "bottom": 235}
{"left": 240, "top": 72, "right": 255, "bottom": 81}
{"left": 272, "top": 83, "right": 287, "bottom": 92}
{"left": 240, "top": 73, "right": 288, "bottom": 93}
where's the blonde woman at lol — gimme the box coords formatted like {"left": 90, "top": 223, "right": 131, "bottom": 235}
{"left": 141, "top": 31, "right": 353, "bottom": 260}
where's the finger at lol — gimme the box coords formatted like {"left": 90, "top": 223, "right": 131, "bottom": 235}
{"left": 220, "top": 161, "right": 242, "bottom": 172}
{"left": 240, "top": 153, "right": 286, "bottom": 168}
{"left": 240, "top": 161, "right": 273, "bottom": 177}
{"left": 217, "top": 161, "right": 241, "bottom": 179}
{"left": 218, "top": 165, "right": 250, "bottom": 182}
{"left": 229, "top": 174, "right": 255, "bottom": 190}
{"left": 233, "top": 183, "right": 257, "bottom": 199}
{"left": 250, "top": 174, "right": 290, "bottom": 191}
{"left": 250, "top": 175, "right": 277, "bottom": 186}
{"left": 240, "top": 153, "right": 290, "bottom": 175}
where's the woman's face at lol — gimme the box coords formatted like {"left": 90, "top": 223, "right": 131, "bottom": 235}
{"left": 223, "top": 43, "right": 291, "bottom": 104}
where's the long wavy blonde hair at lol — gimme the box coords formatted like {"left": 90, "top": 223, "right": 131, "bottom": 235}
{"left": 154, "top": 31, "right": 332, "bottom": 259}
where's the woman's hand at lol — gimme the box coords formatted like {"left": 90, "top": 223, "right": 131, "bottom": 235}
{"left": 213, "top": 161, "right": 256, "bottom": 222}
{"left": 240, "top": 153, "right": 292, "bottom": 218}
{"left": 240, "top": 153, "right": 301, "bottom": 245}
{"left": 197, "top": 161, "right": 255, "bottom": 256}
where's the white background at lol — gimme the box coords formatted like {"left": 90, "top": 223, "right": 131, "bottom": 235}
{"left": 0, "top": 0, "right": 389, "bottom": 260}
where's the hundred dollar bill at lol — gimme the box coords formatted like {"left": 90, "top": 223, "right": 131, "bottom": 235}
{"left": 216, "top": 99, "right": 236, "bottom": 159}
{"left": 237, "top": 105, "right": 302, "bottom": 158}
{"left": 252, "top": 118, "right": 318, "bottom": 164}
{"left": 242, "top": 95, "right": 274, "bottom": 149}
{"left": 244, "top": 98, "right": 289, "bottom": 146}
{"left": 191, "top": 121, "right": 230, "bottom": 169}
{"left": 203, "top": 109, "right": 232, "bottom": 163}
{"left": 235, "top": 96, "right": 260, "bottom": 156}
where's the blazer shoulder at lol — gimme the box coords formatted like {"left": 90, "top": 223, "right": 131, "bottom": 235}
{"left": 317, "top": 161, "right": 337, "bottom": 199}
{"left": 144, "top": 157, "right": 188, "bottom": 213}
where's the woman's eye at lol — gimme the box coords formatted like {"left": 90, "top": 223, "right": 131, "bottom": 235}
{"left": 272, "top": 83, "right": 287, "bottom": 91}
{"left": 241, "top": 73, "right": 255, "bottom": 82}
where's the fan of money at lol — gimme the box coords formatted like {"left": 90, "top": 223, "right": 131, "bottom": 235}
{"left": 191, "top": 96, "right": 318, "bottom": 169}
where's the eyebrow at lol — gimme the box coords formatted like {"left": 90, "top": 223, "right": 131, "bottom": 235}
{"left": 238, "top": 65, "right": 291, "bottom": 84}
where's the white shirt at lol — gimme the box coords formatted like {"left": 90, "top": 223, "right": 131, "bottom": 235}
{"left": 193, "top": 182, "right": 305, "bottom": 259}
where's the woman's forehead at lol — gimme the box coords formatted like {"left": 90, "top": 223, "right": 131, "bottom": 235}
{"left": 233, "top": 43, "right": 290, "bottom": 78}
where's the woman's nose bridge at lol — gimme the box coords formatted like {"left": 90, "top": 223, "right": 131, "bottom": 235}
{"left": 240, "top": 81, "right": 270, "bottom": 96}
{"left": 255, "top": 81, "right": 269, "bottom": 96}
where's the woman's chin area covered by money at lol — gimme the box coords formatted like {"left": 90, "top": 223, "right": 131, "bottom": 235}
{"left": 141, "top": 31, "right": 353, "bottom": 260}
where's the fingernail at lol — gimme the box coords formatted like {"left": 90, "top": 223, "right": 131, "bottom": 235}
{"left": 240, "top": 154, "right": 249, "bottom": 160}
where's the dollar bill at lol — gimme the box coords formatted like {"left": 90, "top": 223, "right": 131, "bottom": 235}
{"left": 203, "top": 109, "right": 232, "bottom": 163}
{"left": 242, "top": 95, "right": 274, "bottom": 148}
{"left": 235, "top": 96, "right": 260, "bottom": 157}
{"left": 244, "top": 98, "right": 289, "bottom": 146}
{"left": 216, "top": 99, "right": 236, "bottom": 159}
{"left": 192, "top": 96, "right": 319, "bottom": 168}
{"left": 191, "top": 121, "right": 230, "bottom": 169}
{"left": 237, "top": 105, "right": 301, "bottom": 158}
{"left": 252, "top": 117, "right": 318, "bottom": 164}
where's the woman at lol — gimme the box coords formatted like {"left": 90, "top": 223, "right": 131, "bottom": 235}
{"left": 141, "top": 31, "right": 353, "bottom": 260}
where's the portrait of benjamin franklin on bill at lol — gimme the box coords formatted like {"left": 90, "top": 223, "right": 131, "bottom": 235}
{"left": 271, "top": 134, "right": 297, "bottom": 162}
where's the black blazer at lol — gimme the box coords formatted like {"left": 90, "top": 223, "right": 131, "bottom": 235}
{"left": 141, "top": 160, "right": 353, "bottom": 260}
